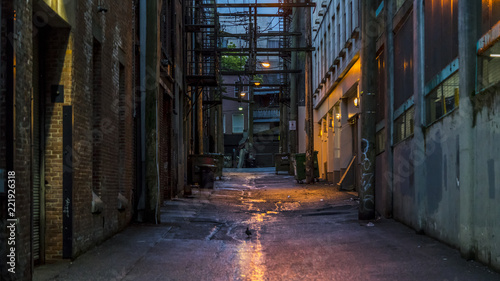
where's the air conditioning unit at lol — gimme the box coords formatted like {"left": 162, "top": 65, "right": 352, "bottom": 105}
{"left": 318, "top": 9, "right": 325, "bottom": 16}
{"left": 315, "top": 18, "right": 320, "bottom": 24}
{"left": 313, "top": 25, "right": 318, "bottom": 32}
{"left": 321, "top": 0, "right": 327, "bottom": 8}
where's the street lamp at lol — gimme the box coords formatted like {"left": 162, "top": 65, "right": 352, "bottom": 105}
{"left": 251, "top": 80, "right": 261, "bottom": 86}
{"left": 261, "top": 62, "right": 271, "bottom": 68}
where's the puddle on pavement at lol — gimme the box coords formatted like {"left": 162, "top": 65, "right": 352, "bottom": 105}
{"left": 242, "top": 199, "right": 267, "bottom": 203}
{"left": 274, "top": 201, "right": 301, "bottom": 212}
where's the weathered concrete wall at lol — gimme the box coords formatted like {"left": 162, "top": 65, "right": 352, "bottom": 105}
{"left": 392, "top": 138, "right": 417, "bottom": 229}
{"left": 420, "top": 113, "right": 461, "bottom": 247}
{"left": 471, "top": 89, "right": 500, "bottom": 269}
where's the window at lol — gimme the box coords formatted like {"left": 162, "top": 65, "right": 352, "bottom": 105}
{"left": 232, "top": 114, "right": 244, "bottom": 133}
{"left": 268, "top": 40, "right": 279, "bottom": 49}
{"left": 395, "top": 0, "right": 405, "bottom": 12}
{"left": 394, "top": 106, "right": 414, "bottom": 144}
{"left": 478, "top": 41, "right": 500, "bottom": 90}
{"left": 426, "top": 72, "right": 459, "bottom": 124}
{"left": 223, "top": 114, "right": 226, "bottom": 134}
{"left": 376, "top": 49, "right": 386, "bottom": 122}
{"left": 376, "top": 128, "right": 386, "bottom": 154}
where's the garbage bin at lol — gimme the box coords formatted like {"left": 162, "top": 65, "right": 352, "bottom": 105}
{"left": 199, "top": 164, "right": 215, "bottom": 189}
{"left": 293, "top": 151, "right": 319, "bottom": 183}
{"left": 188, "top": 154, "right": 219, "bottom": 184}
{"left": 274, "top": 153, "right": 290, "bottom": 174}
{"left": 206, "top": 153, "right": 223, "bottom": 179}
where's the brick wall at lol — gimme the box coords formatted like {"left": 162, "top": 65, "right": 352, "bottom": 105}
{"left": 0, "top": 0, "right": 34, "bottom": 280}
{"left": 0, "top": 1, "right": 135, "bottom": 279}
{"left": 69, "top": 0, "right": 135, "bottom": 257}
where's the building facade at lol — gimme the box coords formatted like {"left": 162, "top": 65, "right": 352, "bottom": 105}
{"left": 311, "top": 0, "right": 500, "bottom": 271}
{"left": 311, "top": 0, "right": 361, "bottom": 187}
{"left": 0, "top": 0, "right": 187, "bottom": 279}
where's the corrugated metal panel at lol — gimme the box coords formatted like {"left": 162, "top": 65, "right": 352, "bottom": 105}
{"left": 482, "top": 0, "right": 500, "bottom": 36}
{"left": 394, "top": 11, "right": 414, "bottom": 109}
{"left": 376, "top": 49, "right": 385, "bottom": 122}
{"left": 424, "top": 0, "right": 459, "bottom": 83}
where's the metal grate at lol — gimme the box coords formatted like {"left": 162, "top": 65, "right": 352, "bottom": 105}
{"left": 426, "top": 71, "right": 459, "bottom": 124}
{"left": 376, "top": 128, "right": 386, "bottom": 154}
{"left": 394, "top": 106, "right": 414, "bottom": 144}
{"left": 478, "top": 42, "right": 500, "bottom": 91}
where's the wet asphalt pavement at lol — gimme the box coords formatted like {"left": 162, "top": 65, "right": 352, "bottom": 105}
{"left": 34, "top": 168, "right": 500, "bottom": 281}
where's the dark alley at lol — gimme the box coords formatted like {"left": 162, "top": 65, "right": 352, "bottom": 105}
{"left": 34, "top": 169, "right": 499, "bottom": 281}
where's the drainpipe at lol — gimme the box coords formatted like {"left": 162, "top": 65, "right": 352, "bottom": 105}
{"left": 458, "top": 0, "right": 479, "bottom": 260}
{"left": 413, "top": 0, "right": 426, "bottom": 230}
{"left": 136, "top": 0, "right": 147, "bottom": 221}
{"left": 384, "top": 0, "right": 395, "bottom": 218}
{"left": 305, "top": 6, "right": 314, "bottom": 184}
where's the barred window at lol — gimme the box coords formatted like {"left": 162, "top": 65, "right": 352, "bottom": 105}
{"left": 478, "top": 42, "right": 500, "bottom": 91}
{"left": 394, "top": 106, "right": 414, "bottom": 144}
{"left": 426, "top": 72, "right": 459, "bottom": 124}
{"left": 376, "top": 128, "right": 386, "bottom": 155}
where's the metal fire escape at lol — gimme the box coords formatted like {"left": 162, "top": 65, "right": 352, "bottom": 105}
{"left": 278, "top": 0, "right": 292, "bottom": 107}
{"left": 185, "top": 0, "right": 222, "bottom": 154}
{"left": 185, "top": 0, "right": 219, "bottom": 87}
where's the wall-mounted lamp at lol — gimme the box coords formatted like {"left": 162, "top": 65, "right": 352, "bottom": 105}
{"left": 251, "top": 80, "right": 261, "bottom": 86}
{"left": 97, "top": 5, "right": 108, "bottom": 13}
{"left": 354, "top": 97, "right": 359, "bottom": 107}
{"left": 261, "top": 62, "right": 271, "bottom": 68}
{"left": 336, "top": 113, "right": 341, "bottom": 121}
{"left": 97, "top": 0, "right": 108, "bottom": 13}
{"left": 240, "top": 92, "right": 246, "bottom": 97}
{"left": 238, "top": 106, "right": 243, "bottom": 111}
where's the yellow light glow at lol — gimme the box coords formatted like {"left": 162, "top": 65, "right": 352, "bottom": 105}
{"left": 261, "top": 62, "right": 271, "bottom": 68}
{"left": 336, "top": 113, "right": 341, "bottom": 121}
{"left": 354, "top": 97, "right": 358, "bottom": 107}
{"left": 240, "top": 92, "right": 246, "bottom": 97}
{"left": 253, "top": 81, "right": 261, "bottom": 86}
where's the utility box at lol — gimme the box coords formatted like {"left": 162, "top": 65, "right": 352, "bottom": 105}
{"left": 205, "top": 153, "right": 223, "bottom": 179}
{"left": 274, "top": 153, "right": 290, "bottom": 174}
{"left": 188, "top": 154, "right": 219, "bottom": 185}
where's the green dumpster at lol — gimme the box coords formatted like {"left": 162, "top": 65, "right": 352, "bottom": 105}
{"left": 293, "top": 151, "right": 319, "bottom": 183}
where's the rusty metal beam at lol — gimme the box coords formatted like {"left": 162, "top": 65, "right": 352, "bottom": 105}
{"left": 220, "top": 83, "right": 284, "bottom": 87}
{"left": 221, "top": 69, "right": 301, "bottom": 75}
{"left": 214, "top": 2, "right": 315, "bottom": 8}
{"left": 215, "top": 47, "right": 314, "bottom": 53}
{"left": 218, "top": 32, "right": 302, "bottom": 37}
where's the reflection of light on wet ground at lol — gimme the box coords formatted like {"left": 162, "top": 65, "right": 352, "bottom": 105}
{"left": 237, "top": 212, "right": 269, "bottom": 281}
{"left": 237, "top": 239, "right": 265, "bottom": 281}
{"left": 243, "top": 199, "right": 267, "bottom": 203}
